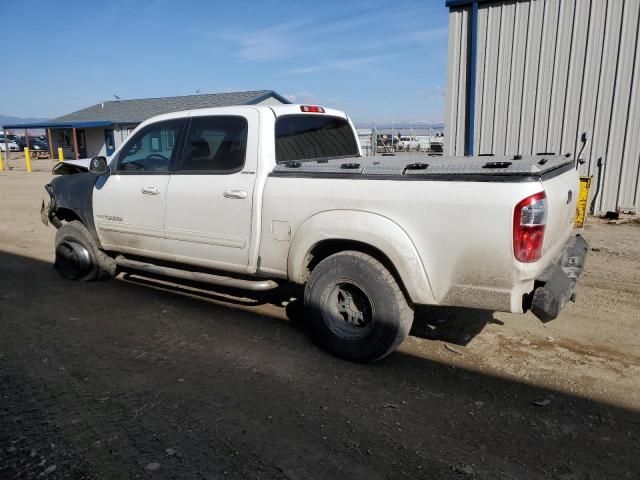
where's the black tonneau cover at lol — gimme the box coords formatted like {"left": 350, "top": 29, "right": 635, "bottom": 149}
{"left": 271, "top": 153, "right": 574, "bottom": 181}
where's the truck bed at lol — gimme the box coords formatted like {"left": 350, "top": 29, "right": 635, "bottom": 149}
{"left": 271, "top": 153, "right": 574, "bottom": 181}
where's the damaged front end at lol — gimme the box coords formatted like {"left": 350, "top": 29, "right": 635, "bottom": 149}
{"left": 51, "top": 158, "right": 92, "bottom": 176}
{"left": 41, "top": 184, "right": 60, "bottom": 228}
{"left": 39, "top": 170, "right": 101, "bottom": 245}
{"left": 42, "top": 160, "right": 94, "bottom": 228}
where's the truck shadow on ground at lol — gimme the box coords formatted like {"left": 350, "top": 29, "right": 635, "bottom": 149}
{"left": 1, "top": 250, "right": 639, "bottom": 479}
{"left": 120, "top": 272, "right": 498, "bottom": 347}
{"left": 411, "top": 305, "right": 503, "bottom": 346}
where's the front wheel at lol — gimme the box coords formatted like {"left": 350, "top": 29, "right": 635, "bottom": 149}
{"left": 54, "top": 221, "right": 116, "bottom": 281}
{"left": 304, "top": 251, "right": 414, "bottom": 362}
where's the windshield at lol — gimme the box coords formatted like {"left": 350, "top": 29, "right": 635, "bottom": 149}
{"left": 275, "top": 115, "right": 358, "bottom": 163}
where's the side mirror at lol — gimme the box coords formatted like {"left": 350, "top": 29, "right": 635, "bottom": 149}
{"left": 89, "top": 156, "right": 109, "bottom": 175}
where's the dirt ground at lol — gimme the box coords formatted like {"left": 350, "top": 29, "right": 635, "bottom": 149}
{"left": 1, "top": 170, "right": 639, "bottom": 479}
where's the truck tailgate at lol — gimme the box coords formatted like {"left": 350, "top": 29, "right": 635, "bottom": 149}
{"left": 541, "top": 164, "right": 580, "bottom": 259}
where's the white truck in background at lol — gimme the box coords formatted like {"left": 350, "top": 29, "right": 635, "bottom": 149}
{"left": 41, "top": 104, "right": 588, "bottom": 362}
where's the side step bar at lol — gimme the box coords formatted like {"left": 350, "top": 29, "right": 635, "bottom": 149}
{"left": 115, "top": 256, "right": 278, "bottom": 292}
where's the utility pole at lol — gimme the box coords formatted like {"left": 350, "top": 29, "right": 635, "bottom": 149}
{"left": 391, "top": 117, "right": 394, "bottom": 151}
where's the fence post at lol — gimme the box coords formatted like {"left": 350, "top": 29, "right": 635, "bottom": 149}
{"left": 58, "top": 147, "right": 64, "bottom": 162}
{"left": 24, "top": 147, "right": 32, "bottom": 173}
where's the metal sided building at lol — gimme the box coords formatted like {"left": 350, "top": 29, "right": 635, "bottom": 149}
{"left": 445, "top": 0, "right": 640, "bottom": 213}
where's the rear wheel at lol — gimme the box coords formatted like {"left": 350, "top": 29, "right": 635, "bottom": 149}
{"left": 304, "top": 251, "right": 413, "bottom": 362}
{"left": 54, "top": 221, "right": 115, "bottom": 281}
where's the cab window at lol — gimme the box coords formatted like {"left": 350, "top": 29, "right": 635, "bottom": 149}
{"left": 275, "top": 115, "right": 358, "bottom": 162}
{"left": 179, "top": 116, "right": 247, "bottom": 173}
{"left": 116, "top": 119, "right": 183, "bottom": 172}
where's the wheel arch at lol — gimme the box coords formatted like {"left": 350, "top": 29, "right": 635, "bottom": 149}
{"left": 54, "top": 207, "right": 82, "bottom": 223}
{"left": 48, "top": 173, "right": 101, "bottom": 247}
{"left": 287, "top": 210, "right": 435, "bottom": 304}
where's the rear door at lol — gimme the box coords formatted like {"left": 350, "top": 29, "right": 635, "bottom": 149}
{"left": 164, "top": 110, "right": 259, "bottom": 272}
{"left": 93, "top": 118, "right": 184, "bottom": 256}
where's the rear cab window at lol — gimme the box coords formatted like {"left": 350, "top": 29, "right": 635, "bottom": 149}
{"left": 275, "top": 115, "right": 358, "bottom": 163}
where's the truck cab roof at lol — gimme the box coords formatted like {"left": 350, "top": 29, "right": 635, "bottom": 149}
{"left": 132, "top": 104, "right": 348, "bottom": 130}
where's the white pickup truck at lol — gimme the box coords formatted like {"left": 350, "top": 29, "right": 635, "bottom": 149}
{"left": 42, "top": 104, "right": 588, "bottom": 362}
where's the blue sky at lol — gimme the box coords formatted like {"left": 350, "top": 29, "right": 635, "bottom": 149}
{"left": 0, "top": 0, "right": 450, "bottom": 124}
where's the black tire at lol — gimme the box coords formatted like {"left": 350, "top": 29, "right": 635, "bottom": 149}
{"left": 304, "top": 251, "right": 414, "bottom": 362}
{"left": 54, "top": 221, "right": 116, "bottom": 281}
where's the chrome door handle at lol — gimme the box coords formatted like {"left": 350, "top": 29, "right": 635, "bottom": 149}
{"left": 142, "top": 186, "right": 160, "bottom": 195}
{"left": 223, "top": 189, "right": 248, "bottom": 199}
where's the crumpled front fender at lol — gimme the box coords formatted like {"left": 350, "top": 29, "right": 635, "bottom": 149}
{"left": 42, "top": 173, "right": 101, "bottom": 245}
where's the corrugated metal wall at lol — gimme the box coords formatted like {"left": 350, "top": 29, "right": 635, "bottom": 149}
{"left": 445, "top": 0, "right": 640, "bottom": 212}
{"left": 444, "top": 6, "right": 469, "bottom": 157}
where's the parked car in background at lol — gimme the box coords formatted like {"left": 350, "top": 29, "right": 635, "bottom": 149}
{"left": 6, "top": 136, "right": 51, "bottom": 153}
{"left": 8, "top": 134, "right": 23, "bottom": 148}
{"left": 0, "top": 135, "right": 20, "bottom": 152}
{"left": 29, "top": 139, "right": 50, "bottom": 157}
{"left": 397, "top": 136, "right": 420, "bottom": 151}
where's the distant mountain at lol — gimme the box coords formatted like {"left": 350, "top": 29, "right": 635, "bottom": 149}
{"left": 0, "top": 115, "right": 50, "bottom": 128}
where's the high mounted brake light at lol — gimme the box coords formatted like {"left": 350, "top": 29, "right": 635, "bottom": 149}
{"left": 300, "top": 105, "right": 325, "bottom": 113}
{"left": 513, "top": 192, "right": 547, "bottom": 263}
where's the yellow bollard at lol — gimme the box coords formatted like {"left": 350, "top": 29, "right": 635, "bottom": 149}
{"left": 0, "top": 149, "right": 4, "bottom": 171}
{"left": 24, "top": 147, "right": 32, "bottom": 173}
{"left": 574, "top": 176, "right": 592, "bottom": 228}
{"left": 58, "top": 147, "right": 64, "bottom": 162}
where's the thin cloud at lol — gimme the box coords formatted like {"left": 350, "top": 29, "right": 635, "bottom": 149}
{"left": 191, "top": 13, "right": 378, "bottom": 62}
{"left": 285, "top": 91, "right": 321, "bottom": 103}
{"left": 191, "top": 2, "right": 440, "bottom": 63}
{"left": 411, "top": 27, "right": 449, "bottom": 44}
{"left": 285, "top": 91, "right": 342, "bottom": 107}
{"left": 288, "top": 55, "right": 391, "bottom": 75}
{"left": 236, "top": 32, "right": 292, "bottom": 61}
{"left": 192, "top": 21, "right": 304, "bottom": 61}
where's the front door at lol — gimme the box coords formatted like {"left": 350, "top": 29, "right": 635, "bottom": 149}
{"left": 164, "top": 111, "right": 258, "bottom": 272}
{"left": 104, "top": 129, "right": 115, "bottom": 156}
{"left": 93, "top": 119, "right": 184, "bottom": 256}
{"left": 77, "top": 129, "right": 87, "bottom": 158}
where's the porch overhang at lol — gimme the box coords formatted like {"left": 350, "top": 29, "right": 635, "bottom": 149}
{"left": 1, "top": 120, "right": 115, "bottom": 130}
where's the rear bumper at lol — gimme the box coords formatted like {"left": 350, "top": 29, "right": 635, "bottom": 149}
{"left": 529, "top": 234, "right": 589, "bottom": 322}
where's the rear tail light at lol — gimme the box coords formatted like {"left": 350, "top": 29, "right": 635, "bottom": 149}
{"left": 513, "top": 192, "right": 547, "bottom": 263}
{"left": 300, "top": 105, "right": 325, "bottom": 113}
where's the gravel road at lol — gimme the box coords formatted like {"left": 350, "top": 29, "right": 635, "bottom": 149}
{"left": 1, "top": 169, "right": 639, "bottom": 479}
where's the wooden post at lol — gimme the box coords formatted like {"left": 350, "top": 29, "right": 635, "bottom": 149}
{"left": 47, "top": 128, "right": 54, "bottom": 159}
{"left": 72, "top": 128, "right": 79, "bottom": 160}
